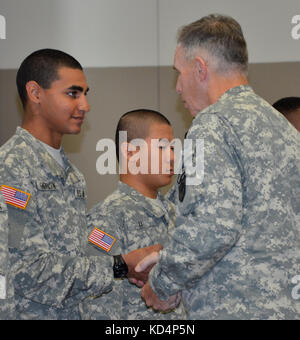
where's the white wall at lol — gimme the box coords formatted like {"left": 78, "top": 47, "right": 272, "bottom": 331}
{"left": 158, "top": 0, "right": 300, "bottom": 65}
{"left": 0, "top": 0, "right": 158, "bottom": 68}
{"left": 0, "top": 0, "right": 299, "bottom": 69}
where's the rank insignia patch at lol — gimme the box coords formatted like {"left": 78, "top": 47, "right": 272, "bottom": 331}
{"left": 0, "top": 185, "right": 31, "bottom": 210}
{"left": 88, "top": 227, "right": 116, "bottom": 252}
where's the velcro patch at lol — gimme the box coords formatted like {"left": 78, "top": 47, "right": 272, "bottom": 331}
{"left": 36, "top": 182, "right": 57, "bottom": 191}
{"left": 75, "top": 188, "right": 86, "bottom": 199}
{"left": 0, "top": 185, "right": 31, "bottom": 210}
{"left": 88, "top": 227, "right": 116, "bottom": 252}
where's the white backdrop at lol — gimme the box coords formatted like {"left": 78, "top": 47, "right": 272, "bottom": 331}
{"left": 0, "top": 0, "right": 299, "bottom": 69}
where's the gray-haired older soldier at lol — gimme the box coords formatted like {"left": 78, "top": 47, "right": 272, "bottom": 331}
{"left": 138, "top": 14, "right": 300, "bottom": 319}
{"left": 0, "top": 49, "right": 161, "bottom": 319}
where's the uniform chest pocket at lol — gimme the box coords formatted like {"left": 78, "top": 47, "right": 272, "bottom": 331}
{"left": 60, "top": 185, "right": 88, "bottom": 254}
{"left": 35, "top": 181, "right": 61, "bottom": 224}
{"left": 34, "top": 181, "right": 81, "bottom": 254}
{"left": 67, "top": 186, "right": 87, "bottom": 215}
{"left": 124, "top": 217, "right": 169, "bottom": 250}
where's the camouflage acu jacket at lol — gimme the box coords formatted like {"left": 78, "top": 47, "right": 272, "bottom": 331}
{"left": 0, "top": 127, "right": 114, "bottom": 319}
{"left": 80, "top": 181, "right": 187, "bottom": 320}
{"left": 149, "top": 85, "right": 300, "bottom": 319}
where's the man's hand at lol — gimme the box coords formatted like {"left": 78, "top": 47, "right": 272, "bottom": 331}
{"left": 141, "top": 282, "right": 181, "bottom": 312}
{"left": 128, "top": 251, "right": 160, "bottom": 287}
{"left": 135, "top": 251, "right": 159, "bottom": 272}
{"left": 122, "top": 244, "right": 162, "bottom": 283}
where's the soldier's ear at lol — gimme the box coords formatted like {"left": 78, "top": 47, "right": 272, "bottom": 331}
{"left": 194, "top": 56, "right": 207, "bottom": 81}
{"left": 25, "top": 81, "right": 42, "bottom": 104}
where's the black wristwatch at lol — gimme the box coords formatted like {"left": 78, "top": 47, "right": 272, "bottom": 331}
{"left": 113, "top": 255, "right": 128, "bottom": 278}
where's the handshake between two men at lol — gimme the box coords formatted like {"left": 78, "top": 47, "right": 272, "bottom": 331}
{"left": 121, "top": 244, "right": 181, "bottom": 312}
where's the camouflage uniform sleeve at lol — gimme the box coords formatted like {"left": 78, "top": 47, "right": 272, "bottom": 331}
{"left": 80, "top": 207, "right": 123, "bottom": 320}
{"left": 0, "top": 194, "right": 9, "bottom": 318}
{"left": 149, "top": 113, "right": 244, "bottom": 299}
{"left": 1, "top": 172, "right": 114, "bottom": 309}
{"left": 87, "top": 203, "right": 123, "bottom": 256}
{"left": 0, "top": 194, "right": 8, "bottom": 286}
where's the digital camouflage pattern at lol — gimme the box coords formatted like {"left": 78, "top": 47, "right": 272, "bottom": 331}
{"left": 80, "top": 181, "right": 187, "bottom": 320}
{"left": 0, "top": 127, "right": 114, "bottom": 319}
{"left": 0, "top": 194, "right": 8, "bottom": 279}
{"left": 149, "top": 85, "right": 300, "bottom": 320}
{"left": 0, "top": 192, "right": 15, "bottom": 319}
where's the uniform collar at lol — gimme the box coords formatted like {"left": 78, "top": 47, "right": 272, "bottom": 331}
{"left": 15, "top": 127, "right": 80, "bottom": 185}
{"left": 117, "top": 181, "right": 167, "bottom": 218}
{"left": 218, "top": 84, "right": 253, "bottom": 98}
{"left": 192, "top": 85, "right": 254, "bottom": 124}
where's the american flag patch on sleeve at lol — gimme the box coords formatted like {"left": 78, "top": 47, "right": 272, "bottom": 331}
{"left": 88, "top": 227, "right": 116, "bottom": 252}
{"left": 0, "top": 185, "right": 31, "bottom": 210}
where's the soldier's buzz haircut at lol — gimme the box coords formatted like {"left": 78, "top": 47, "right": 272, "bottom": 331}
{"left": 272, "top": 97, "right": 300, "bottom": 117}
{"left": 16, "top": 48, "right": 83, "bottom": 108}
{"left": 177, "top": 14, "right": 248, "bottom": 75}
{"left": 115, "top": 109, "right": 171, "bottom": 162}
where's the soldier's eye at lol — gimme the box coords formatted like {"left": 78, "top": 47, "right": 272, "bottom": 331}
{"left": 67, "top": 91, "right": 79, "bottom": 98}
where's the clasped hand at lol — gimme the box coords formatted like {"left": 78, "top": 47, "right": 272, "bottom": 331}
{"left": 122, "top": 246, "right": 181, "bottom": 312}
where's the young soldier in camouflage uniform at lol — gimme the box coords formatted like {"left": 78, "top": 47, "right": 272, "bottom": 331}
{"left": 0, "top": 50, "right": 159, "bottom": 319}
{"left": 139, "top": 15, "right": 300, "bottom": 319}
{"left": 81, "top": 109, "right": 186, "bottom": 319}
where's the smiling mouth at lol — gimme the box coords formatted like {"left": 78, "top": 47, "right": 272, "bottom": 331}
{"left": 71, "top": 116, "right": 84, "bottom": 122}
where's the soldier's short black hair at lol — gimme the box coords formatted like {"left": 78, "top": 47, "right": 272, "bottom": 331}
{"left": 115, "top": 109, "right": 171, "bottom": 162}
{"left": 16, "top": 48, "right": 83, "bottom": 108}
{"left": 272, "top": 97, "right": 300, "bottom": 116}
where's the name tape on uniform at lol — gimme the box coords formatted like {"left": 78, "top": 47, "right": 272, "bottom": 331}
{"left": 88, "top": 227, "right": 116, "bottom": 252}
{"left": 0, "top": 185, "right": 31, "bottom": 210}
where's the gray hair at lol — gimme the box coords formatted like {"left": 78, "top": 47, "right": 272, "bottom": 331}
{"left": 177, "top": 14, "right": 248, "bottom": 75}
